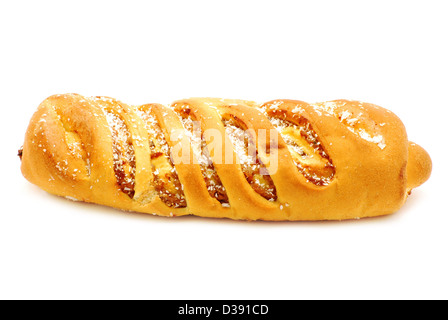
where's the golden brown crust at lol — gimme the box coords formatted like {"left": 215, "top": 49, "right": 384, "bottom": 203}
{"left": 20, "top": 94, "right": 432, "bottom": 221}
{"left": 406, "top": 141, "right": 432, "bottom": 193}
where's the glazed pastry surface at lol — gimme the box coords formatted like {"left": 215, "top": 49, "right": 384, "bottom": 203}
{"left": 19, "top": 94, "right": 432, "bottom": 220}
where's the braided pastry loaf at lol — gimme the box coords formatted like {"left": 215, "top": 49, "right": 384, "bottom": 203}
{"left": 19, "top": 94, "right": 431, "bottom": 221}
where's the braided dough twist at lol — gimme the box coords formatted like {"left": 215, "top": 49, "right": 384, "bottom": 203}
{"left": 19, "top": 94, "right": 431, "bottom": 221}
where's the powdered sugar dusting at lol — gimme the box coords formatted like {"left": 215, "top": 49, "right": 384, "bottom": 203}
{"left": 223, "top": 120, "right": 256, "bottom": 166}
{"left": 266, "top": 115, "right": 335, "bottom": 186}
{"left": 135, "top": 107, "right": 186, "bottom": 208}
{"left": 336, "top": 108, "right": 386, "bottom": 150}
{"left": 222, "top": 117, "right": 277, "bottom": 201}
{"left": 102, "top": 107, "right": 136, "bottom": 198}
{"left": 179, "top": 112, "right": 228, "bottom": 204}
{"left": 312, "top": 101, "right": 386, "bottom": 150}
{"left": 311, "top": 101, "right": 339, "bottom": 116}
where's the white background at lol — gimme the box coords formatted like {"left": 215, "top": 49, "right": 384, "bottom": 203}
{"left": 1, "top": 0, "right": 447, "bottom": 300}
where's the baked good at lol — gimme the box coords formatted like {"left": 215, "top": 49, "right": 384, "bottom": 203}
{"left": 19, "top": 93, "right": 432, "bottom": 221}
